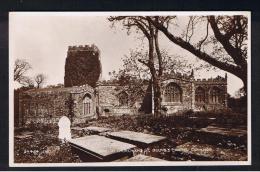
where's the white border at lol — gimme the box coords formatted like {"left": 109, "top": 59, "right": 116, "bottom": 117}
{"left": 9, "top": 11, "right": 251, "bottom": 167}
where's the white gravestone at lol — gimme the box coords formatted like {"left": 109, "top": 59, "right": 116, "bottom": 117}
{"left": 58, "top": 116, "right": 71, "bottom": 142}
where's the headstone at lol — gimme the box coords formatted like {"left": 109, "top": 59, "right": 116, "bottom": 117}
{"left": 58, "top": 116, "right": 71, "bottom": 141}
{"left": 68, "top": 135, "right": 136, "bottom": 162}
{"left": 107, "top": 130, "right": 166, "bottom": 148}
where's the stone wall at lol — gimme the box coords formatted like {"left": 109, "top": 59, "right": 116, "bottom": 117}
{"left": 194, "top": 76, "right": 227, "bottom": 111}
{"left": 18, "top": 74, "right": 228, "bottom": 126}
{"left": 160, "top": 75, "right": 227, "bottom": 114}
{"left": 96, "top": 85, "right": 119, "bottom": 107}
{"left": 19, "top": 85, "right": 95, "bottom": 126}
{"left": 19, "top": 89, "right": 71, "bottom": 125}
{"left": 96, "top": 84, "right": 140, "bottom": 116}
{"left": 71, "top": 86, "right": 96, "bottom": 123}
{"left": 161, "top": 78, "right": 193, "bottom": 114}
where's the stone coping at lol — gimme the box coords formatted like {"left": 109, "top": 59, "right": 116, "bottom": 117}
{"left": 107, "top": 130, "right": 166, "bottom": 145}
{"left": 84, "top": 126, "right": 112, "bottom": 133}
{"left": 68, "top": 135, "right": 136, "bottom": 158}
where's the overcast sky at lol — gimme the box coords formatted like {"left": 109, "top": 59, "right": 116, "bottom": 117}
{"left": 10, "top": 12, "right": 245, "bottom": 96}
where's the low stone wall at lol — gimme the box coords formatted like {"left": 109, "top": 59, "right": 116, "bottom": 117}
{"left": 19, "top": 85, "right": 95, "bottom": 126}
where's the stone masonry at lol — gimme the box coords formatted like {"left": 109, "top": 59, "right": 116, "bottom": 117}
{"left": 19, "top": 84, "right": 95, "bottom": 125}
{"left": 17, "top": 44, "right": 228, "bottom": 126}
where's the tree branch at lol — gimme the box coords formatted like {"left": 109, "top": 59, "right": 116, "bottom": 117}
{"left": 208, "top": 16, "right": 246, "bottom": 68}
{"left": 147, "top": 17, "right": 244, "bottom": 79}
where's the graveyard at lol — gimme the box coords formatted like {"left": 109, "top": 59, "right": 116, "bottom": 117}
{"left": 14, "top": 111, "right": 248, "bottom": 163}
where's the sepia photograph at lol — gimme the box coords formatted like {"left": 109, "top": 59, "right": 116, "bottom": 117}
{"left": 9, "top": 12, "right": 251, "bottom": 166}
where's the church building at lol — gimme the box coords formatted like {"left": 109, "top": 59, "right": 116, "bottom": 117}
{"left": 18, "top": 45, "right": 227, "bottom": 126}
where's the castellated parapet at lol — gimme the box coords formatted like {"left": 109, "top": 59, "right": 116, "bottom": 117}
{"left": 194, "top": 75, "right": 227, "bottom": 86}
{"left": 68, "top": 44, "right": 100, "bottom": 53}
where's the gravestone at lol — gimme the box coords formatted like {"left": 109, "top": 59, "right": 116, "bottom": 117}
{"left": 84, "top": 126, "right": 111, "bottom": 134}
{"left": 125, "top": 154, "right": 166, "bottom": 161}
{"left": 68, "top": 135, "right": 136, "bottom": 162}
{"left": 71, "top": 126, "right": 84, "bottom": 131}
{"left": 107, "top": 130, "right": 166, "bottom": 148}
{"left": 58, "top": 116, "right": 71, "bottom": 141}
{"left": 197, "top": 125, "right": 247, "bottom": 137}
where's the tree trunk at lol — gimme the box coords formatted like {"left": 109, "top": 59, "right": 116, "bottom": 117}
{"left": 153, "top": 78, "right": 162, "bottom": 117}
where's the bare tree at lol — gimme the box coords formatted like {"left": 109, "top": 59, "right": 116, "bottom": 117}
{"left": 34, "top": 74, "right": 46, "bottom": 88}
{"left": 147, "top": 15, "right": 248, "bottom": 92}
{"left": 111, "top": 49, "right": 190, "bottom": 108}
{"left": 14, "top": 59, "right": 32, "bottom": 84}
{"left": 19, "top": 76, "right": 34, "bottom": 88}
{"left": 108, "top": 16, "right": 167, "bottom": 117}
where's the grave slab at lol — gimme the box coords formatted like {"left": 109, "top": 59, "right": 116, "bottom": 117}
{"left": 21, "top": 131, "right": 34, "bottom": 135}
{"left": 174, "top": 142, "right": 247, "bottom": 161}
{"left": 71, "top": 126, "right": 84, "bottom": 131}
{"left": 107, "top": 130, "right": 166, "bottom": 148}
{"left": 14, "top": 135, "right": 32, "bottom": 139}
{"left": 69, "top": 135, "right": 136, "bottom": 162}
{"left": 197, "top": 125, "right": 247, "bottom": 137}
{"left": 125, "top": 154, "right": 166, "bottom": 161}
{"left": 84, "top": 126, "right": 111, "bottom": 134}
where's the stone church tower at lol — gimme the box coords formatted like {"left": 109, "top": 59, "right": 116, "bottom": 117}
{"left": 64, "top": 44, "right": 102, "bottom": 87}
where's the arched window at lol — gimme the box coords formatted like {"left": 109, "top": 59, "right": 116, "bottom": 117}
{"left": 83, "top": 94, "right": 92, "bottom": 115}
{"left": 210, "top": 87, "right": 222, "bottom": 103}
{"left": 164, "top": 83, "right": 182, "bottom": 102}
{"left": 195, "top": 87, "right": 206, "bottom": 103}
{"left": 118, "top": 91, "right": 128, "bottom": 106}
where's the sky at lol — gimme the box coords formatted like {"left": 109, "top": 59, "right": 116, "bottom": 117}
{"left": 9, "top": 12, "right": 246, "bottom": 96}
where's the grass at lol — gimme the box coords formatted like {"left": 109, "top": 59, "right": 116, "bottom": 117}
{"left": 14, "top": 110, "right": 247, "bottom": 162}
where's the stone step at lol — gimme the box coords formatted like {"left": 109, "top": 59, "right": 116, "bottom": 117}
{"left": 106, "top": 130, "right": 166, "bottom": 148}
{"left": 68, "top": 135, "right": 136, "bottom": 162}
{"left": 174, "top": 142, "right": 247, "bottom": 161}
